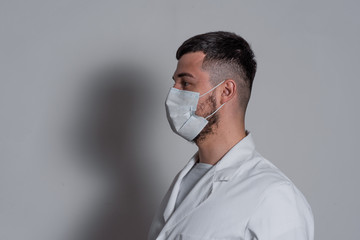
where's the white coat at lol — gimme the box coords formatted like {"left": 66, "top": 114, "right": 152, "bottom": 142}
{"left": 148, "top": 133, "right": 314, "bottom": 240}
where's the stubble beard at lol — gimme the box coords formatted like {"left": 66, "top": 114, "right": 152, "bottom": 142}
{"left": 192, "top": 94, "right": 219, "bottom": 145}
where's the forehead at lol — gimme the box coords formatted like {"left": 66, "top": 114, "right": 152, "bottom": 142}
{"left": 174, "top": 52, "right": 207, "bottom": 78}
{"left": 177, "top": 52, "right": 205, "bottom": 68}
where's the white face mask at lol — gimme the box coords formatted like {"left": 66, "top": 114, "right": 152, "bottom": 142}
{"left": 165, "top": 80, "right": 226, "bottom": 141}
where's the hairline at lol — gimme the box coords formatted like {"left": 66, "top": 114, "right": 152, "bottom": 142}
{"left": 199, "top": 55, "right": 250, "bottom": 112}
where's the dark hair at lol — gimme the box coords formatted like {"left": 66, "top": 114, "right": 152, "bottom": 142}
{"left": 176, "top": 31, "right": 257, "bottom": 111}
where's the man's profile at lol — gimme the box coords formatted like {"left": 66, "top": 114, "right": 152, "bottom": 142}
{"left": 148, "top": 31, "right": 314, "bottom": 240}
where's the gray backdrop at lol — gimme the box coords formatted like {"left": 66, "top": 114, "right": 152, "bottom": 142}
{"left": 1, "top": 1, "right": 359, "bottom": 239}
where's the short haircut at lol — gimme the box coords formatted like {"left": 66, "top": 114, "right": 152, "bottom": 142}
{"left": 176, "top": 31, "right": 257, "bottom": 112}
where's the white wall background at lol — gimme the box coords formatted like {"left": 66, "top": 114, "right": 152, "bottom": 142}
{"left": 1, "top": 1, "right": 359, "bottom": 239}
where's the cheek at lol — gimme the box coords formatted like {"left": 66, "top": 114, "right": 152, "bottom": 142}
{"left": 195, "top": 101, "right": 206, "bottom": 114}
{"left": 195, "top": 98, "right": 208, "bottom": 115}
{"left": 195, "top": 96, "right": 216, "bottom": 115}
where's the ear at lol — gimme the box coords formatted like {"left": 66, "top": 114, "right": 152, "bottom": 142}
{"left": 220, "top": 79, "right": 236, "bottom": 104}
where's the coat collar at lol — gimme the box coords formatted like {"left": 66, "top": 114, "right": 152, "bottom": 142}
{"left": 213, "top": 130, "right": 256, "bottom": 182}
{"left": 159, "top": 131, "right": 256, "bottom": 238}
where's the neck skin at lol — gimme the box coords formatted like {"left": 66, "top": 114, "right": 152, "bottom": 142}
{"left": 196, "top": 107, "right": 247, "bottom": 165}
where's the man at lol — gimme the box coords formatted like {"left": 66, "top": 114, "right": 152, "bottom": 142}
{"left": 148, "top": 31, "right": 314, "bottom": 240}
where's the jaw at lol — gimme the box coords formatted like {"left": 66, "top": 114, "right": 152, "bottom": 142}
{"left": 193, "top": 113, "right": 219, "bottom": 145}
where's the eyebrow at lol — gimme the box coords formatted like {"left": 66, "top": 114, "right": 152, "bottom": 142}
{"left": 172, "top": 72, "right": 195, "bottom": 80}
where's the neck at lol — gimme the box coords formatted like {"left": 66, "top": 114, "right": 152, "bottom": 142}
{"left": 196, "top": 118, "right": 247, "bottom": 165}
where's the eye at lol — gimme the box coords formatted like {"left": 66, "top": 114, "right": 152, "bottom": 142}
{"left": 182, "top": 81, "right": 189, "bottom": 87}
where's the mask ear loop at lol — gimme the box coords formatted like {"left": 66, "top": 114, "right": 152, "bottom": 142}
{"left": 199, "top": 80, "right": 225, "bottom": 98}
{"left": 205, "top": 102, "right": 226, "bottom": 120}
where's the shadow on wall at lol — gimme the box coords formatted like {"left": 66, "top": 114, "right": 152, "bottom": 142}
{"left": 71, "top": 64, "right": 158, "bottom": 240}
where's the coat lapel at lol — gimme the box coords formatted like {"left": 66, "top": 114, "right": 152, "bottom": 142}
{"left": 162, "top": 155, "right": 197, "bottom": 222}
{"left": 159, "top": 164, "right": 216, "bottom": 238}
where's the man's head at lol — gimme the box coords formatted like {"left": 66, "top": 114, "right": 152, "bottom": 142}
{"left": 176, "top": 31, "right": 257, "bottom": 113}
{"left": 171, "top": 31, "right": 256, "bottom": 143}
